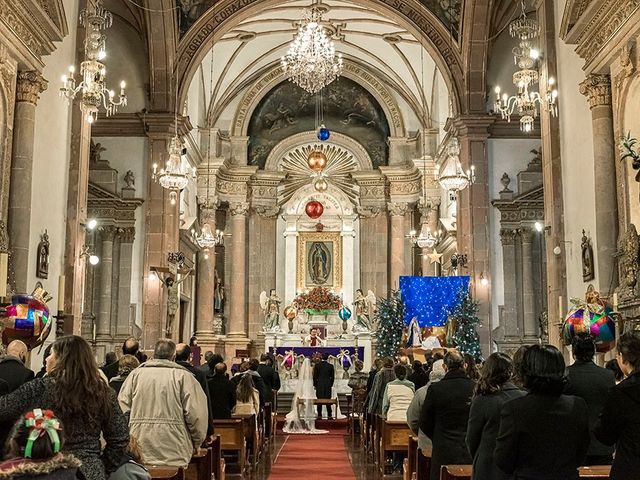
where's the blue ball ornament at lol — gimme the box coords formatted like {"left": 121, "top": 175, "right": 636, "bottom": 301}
{"left": 317, "top": 125, "right": 330, "bottom": 141}
{"left": 338, "top": 306, "right": 352, "bottom": 321}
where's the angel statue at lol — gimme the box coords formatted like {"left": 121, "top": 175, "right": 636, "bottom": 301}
{"left": 260, "top": 288, "right": 281, "bottom": 332}
{"left": 352, "top": 289, "right": 377, "bottom": 333}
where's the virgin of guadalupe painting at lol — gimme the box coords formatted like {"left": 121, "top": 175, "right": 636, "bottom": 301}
{"left": 308, "top": 242, "right": 332, "bottom": 285}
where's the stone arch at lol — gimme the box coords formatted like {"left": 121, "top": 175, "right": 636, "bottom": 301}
{"left": 264, "top": 131, "right": 374, "bottom": 172}
{"left": 176, "top": 0, "right": 464, "bottom": 116}
{"left": 229, "top": 60, "right": 405, "bottom": 138}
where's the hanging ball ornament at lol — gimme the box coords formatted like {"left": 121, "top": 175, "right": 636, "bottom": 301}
{"left": 305, "top": 200, "right": 324, "bottom": 219}
{"left": 314, "top": 177, "right": 329, "bottom": 193}
{"left": 338, "top": 306, "right": 352, "bottom": 321}
{"left": 283, "top": 305, "right": 297, "bottom": 321}
{"left": 317, "top": 124, "right": 330, "bottom": 142}
{"left": 307, "top": 150, "right": 327, "bottom": 173}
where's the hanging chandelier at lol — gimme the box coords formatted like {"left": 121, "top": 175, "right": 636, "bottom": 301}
{"left": 281, "top": 6, "right": 343, "bottom": 94}
{"left": 407, "top": 223, "right": 443, "bottom": 249}
{"left": 59, "top": 0, "right": 126, "bottom": 123}
{"left": 435, "top": 137, "right": 475, "bottom": 192}
{"left": 493, "top": 0, "right": 558, "bottom": 133}
{"left": 151, "top": 136, "right": 195, "bottom": 206}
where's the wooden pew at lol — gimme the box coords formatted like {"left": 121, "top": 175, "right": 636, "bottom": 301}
{"left": 403, "top": 436, "right": 418, "bottom": 480}
{"left": 417, "top": 445, "right": 432, "bottom": 480}
{"left": 210, "top": 436, "right": 225, "bottom": 480}
{"left": 439, "top": 465, "right": 472, "bottom": 480}
{"left": 186, "top": 448, "right": 212, "bottom": 480}
{"left": 579, "top": 466, "right": 611, "bottom": 478}
{"left": 379, "top": 420, "right": 412, "bottom": 475}
{"left": 147, "top": 467, "right": 186, "bottom": 480}
{"left": 211, "top": 419, "right": 246, "bottom": 475}
{"left": 232, "top": 413, "right": 259, "bottom": 467}
{"left": 264, "top": 402, "right": 273, "bottom": 440}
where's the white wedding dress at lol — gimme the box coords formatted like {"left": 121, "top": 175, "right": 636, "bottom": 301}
{"left": 282, "top": 358, "right": 329, "bottom": 434}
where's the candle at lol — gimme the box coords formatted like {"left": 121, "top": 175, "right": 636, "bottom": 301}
{"left": 558, "top": 295, "right": 564, "bottom": 320}
{"left": 613, "top": 293, "right": 619, "bottom": 310}
{"left": 58, "top": 275, "right": 65, "bottom": 311}
{"left": 0, "top": 252, "right": 8, "bottom": 297}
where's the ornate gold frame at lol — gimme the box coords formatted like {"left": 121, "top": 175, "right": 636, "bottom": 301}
{"left": 297, "top": 232, "right": 343, "bottom": 292}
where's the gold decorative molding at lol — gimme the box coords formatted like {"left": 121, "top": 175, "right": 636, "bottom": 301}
{"left": 296, "top": 231, "right": 343, "bottom": 293}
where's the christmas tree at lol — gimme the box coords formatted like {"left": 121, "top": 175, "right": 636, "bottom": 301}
{"left": 375, "top": 289, "right": 406, "bottom": 358}
{"left": 451, "top": 289, "right": 483, "bottom": 360}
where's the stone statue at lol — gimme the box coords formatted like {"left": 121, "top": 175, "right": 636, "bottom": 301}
{"left": 581, "top": 230, "right": 595, "bottom": 282}
{"left": 214, "top": 270, "right": 225, "bottom": 313}
{"left": 352, "top": 289, "right": 376, "bottom": 332}
{"left": 90, "top": 141, "right": 106, "bottom": 164}
{"left": 158, "top": 272, "right": 190, "bottom": 336}
{"left": 618, "top": 224, "right": 640, "bottom": 300}
{"left": 36, "top": 230, "right": 50, "bottom": 279}
{"left": 123, "top": 170, "right": 135, "bottom": 189}
{"left": 260, "top": 288, "right": 281, "bottom": 332}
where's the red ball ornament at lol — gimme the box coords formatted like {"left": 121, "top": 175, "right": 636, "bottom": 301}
{"left": 305, "top": 200, "right": 324, "bottom": 219}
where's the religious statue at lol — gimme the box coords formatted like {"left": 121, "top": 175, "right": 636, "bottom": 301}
{"left": 352, "top": 289, "right": 377, "bottom": 332}
{"left": 582, "top": 230, "right": 595, "bottom": 282}
{"left": 214, "top": 269, "right": 225, "bottom": 313}
{"left": 123, "top": 170, "right": 135, "bottom": 189}
{"left": 36, "top": 230, "right": 50, "bottom": 279}
{"left": 157, "top": 254, "right": 191, "bottom": 336}
{"left": 406, "top": 316, "right": 422, "bottom": 347}
{"left": 309, "top": 242, "right": 330, "bottom": 285}
{"left": 89, "top": 141, "right": 106, "bottom": 165}
{"left": 260, "top": 289, "right": 281, "bottom": 332}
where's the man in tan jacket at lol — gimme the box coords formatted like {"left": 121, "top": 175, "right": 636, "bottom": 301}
{"left": 118, "top": 339, "right": 208, "bottom": 466}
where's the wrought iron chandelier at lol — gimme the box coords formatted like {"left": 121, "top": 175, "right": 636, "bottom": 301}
{"left": 281, "top": 5, "right": 343, "bottom": 94}
{"left": 435, "top": 137, "right": 475, "bottom": 192}
{"left": 493, "top": 0, "right": 558, "bottom": 133}
{"left": 59, "top": 0, "right": 126, "bottom": 124}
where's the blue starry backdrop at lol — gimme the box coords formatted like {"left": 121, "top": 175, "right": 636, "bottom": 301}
{"left": 399, "top": 276, "right": 470, "bottom": 327}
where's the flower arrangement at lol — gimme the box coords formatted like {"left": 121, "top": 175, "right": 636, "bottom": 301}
{"left": 620, "top": 132, "right": 640, "bottom": 181}
{"left": 293, "top": 287, "right": 341, "bottom": 314}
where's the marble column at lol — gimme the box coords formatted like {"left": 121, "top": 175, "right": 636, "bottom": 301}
{"left": 500, "top": 229, "right": 519, "bottom": 338}
{"left": 388, "top": 202, "right": 409, "bottom": 291}
{"left": 196, "top": 205, "right": 217, "bottom": 345}
{"left": 8, "top": 71, "right": 47, "bottom": 292}
{"left": 357, "top": 207, "right": 388, "bottom": 295}
{"left": 579, "top": 74, "right": 618, "bottom": 294}
{"left": 97, "top": 226, "right": 115, "bottom": 340}
{"left": 521, "top": 228, "right": 537, "bottom": 339}
{"left": 227, "top": 202, "right": 249, "bottom": 338}
{"left": 283, "top": 218, "right": 298, "bottom": 305}
{"left": 116, "top": 227, "right": 135, "bottom": 338}
{"left": 109, "top": 229, "right": 122, "bottom": 338}
{"left": 420, "top": 202, "right": 440, "bottom": 276}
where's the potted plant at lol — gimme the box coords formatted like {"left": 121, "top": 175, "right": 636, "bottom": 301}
{"left": 620, "top": 132, "right": 640, "bottom": 181}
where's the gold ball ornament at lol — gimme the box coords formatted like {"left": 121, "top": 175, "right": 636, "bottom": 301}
{"left": 283, "top": 305, "right": 297, "bottom": 320}
{"left": 307, "top": 150, "right": 327, "bottom": 172}
{"left": 314, "top": 177, "right": 328, "bottom": 192}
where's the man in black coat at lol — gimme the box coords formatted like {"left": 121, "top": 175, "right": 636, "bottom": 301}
{"left": 0, "top": 340, "right": 34, "bottom": 392}
{"left": 207, "top": 363, "right": 236, "bottom": 419}
{"left": 564, "top": 333, "right": 615, "bottom": 465}
{"left": 420, "top": 350, "right": 474, "bottom": 480}
{"left": 257, "top": 354, "right": 281, "bottom": 404}
{"left": 176, "top": 343, "right": 215, "bottom": 436}
{"left": 101, "top": 336, "right": 140, "bottom": 380}
{"left": 313, "top": 353, "right": 335, "bottom": 419}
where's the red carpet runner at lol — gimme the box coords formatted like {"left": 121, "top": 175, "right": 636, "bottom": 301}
{"left": 268, "top": 431, "right": 356, "bottom": 480}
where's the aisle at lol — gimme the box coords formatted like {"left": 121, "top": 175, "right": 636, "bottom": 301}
{"left": 268, "top": 431, "right": 356, "bottom": 480}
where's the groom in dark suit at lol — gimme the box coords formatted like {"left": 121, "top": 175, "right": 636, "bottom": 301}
{"left": 313, "top": 353, "right": 335, "bottom": 419}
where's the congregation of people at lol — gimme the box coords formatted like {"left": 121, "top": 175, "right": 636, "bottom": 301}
{"left": 0, "top": 330, "right": 639, "bottom": 479}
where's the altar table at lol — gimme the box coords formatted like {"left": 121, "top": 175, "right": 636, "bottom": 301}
{"left": 269, "top": 346, "right": 365, "bottom": 359}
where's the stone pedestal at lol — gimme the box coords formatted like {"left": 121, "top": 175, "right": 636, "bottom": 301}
{"left": 9, "top": 71, "right": 47, "bottom": 292}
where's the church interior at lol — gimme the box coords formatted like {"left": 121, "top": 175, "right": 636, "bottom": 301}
{"left": 1, "top": 0, "right": 640, "bottom": 478}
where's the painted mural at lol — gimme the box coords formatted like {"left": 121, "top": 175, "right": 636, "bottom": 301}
{"left": 248, "top": 77, "right": 390, "bottom": 169}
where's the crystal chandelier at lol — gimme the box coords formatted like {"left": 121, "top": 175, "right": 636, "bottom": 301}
{"left": 59, "top": 0, "right": 126, "bottom": 123}
{"left": 407, "top": 223, "right": 442, "bottom": 249}
{"left": 194, "top": 223, "right": 224, "bottom": 259}
{"left": 493, "top": 0, "right": 558, "bottom": 133}
{"left": 281, "top": 6, "right": 343, "bottom": 94}
{"left": 435, "top": 138, "right": 475, "bottom": 192}
{"left": 151, "top": 136, "right": 195, "bottom": 206}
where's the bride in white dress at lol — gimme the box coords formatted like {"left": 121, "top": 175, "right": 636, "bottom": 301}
{"left": 282, "top": 358, "right": 328, "bottom": 434}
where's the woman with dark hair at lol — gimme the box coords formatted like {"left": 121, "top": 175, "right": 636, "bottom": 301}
{"left": 466, "top": 352, "right": 525, "bottom": 480}
{"left": 511, "top": 344, "right": 530, "bottom": 389}
{"left": 233, "top": 374, "right": 260, "bottom": 416}
{"left": 189, "top": 336, "right": 202, "bottom": 367}
{"left": 0, "top": 335, "right": 129, "bottom": 480}
{"left": 595, "top": 331, "right": 640, "bottom": 479}
{"left": 495, "top": 345, "right": 589, "bottom": 479}
{"left": 604, "top": 358, "right": 624, "bottom": 384}
{"left": 464, "top": 353, "right": 480, "bottom": 381}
